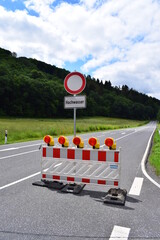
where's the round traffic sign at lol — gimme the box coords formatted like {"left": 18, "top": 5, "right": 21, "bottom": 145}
{"left": 64, "top": 72, "right": 86, "bottom": 95}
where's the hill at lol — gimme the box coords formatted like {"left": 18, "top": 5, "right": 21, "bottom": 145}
{"left": 0, "top": 47, "right": 159, "bottom": 120}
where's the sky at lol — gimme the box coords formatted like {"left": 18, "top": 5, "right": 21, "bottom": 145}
{"left": 0, "top": 0, "right": 160, "bottom": 99}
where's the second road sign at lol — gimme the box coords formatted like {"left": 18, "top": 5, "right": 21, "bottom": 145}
{"left": 64, "top": 95, "right": 86, "bottom": 109}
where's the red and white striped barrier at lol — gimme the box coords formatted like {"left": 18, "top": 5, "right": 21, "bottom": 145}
{"left": 42, "top": 147, "right": 119, "bottom": 162}
{"left": 41, "top": 146, "right": 121, "bottom": 188}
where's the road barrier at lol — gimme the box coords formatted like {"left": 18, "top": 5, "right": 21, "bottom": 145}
{"left": 33, "top": 135, "right": 127, "bottom": 205}
{"left": 41, "top": 137, "right": 120, "bottom": 188}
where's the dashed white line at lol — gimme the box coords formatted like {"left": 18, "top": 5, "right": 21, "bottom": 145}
{"left": 129, "top": 177, "right": 144, "bottom": 196}
{"left": 109, "top": 225, "right": 131, "bottom": 240}
{"left": 96, "top": 135, "right": 105, "bottom": 138}
{"left": 115, "top": 130, "right": 138, "bottom": 141}
{"left": 83, "top": 134, "right": 105, "bottom": 141}
{"left": 100, "top": 129, "right": 138, "bottom": 147}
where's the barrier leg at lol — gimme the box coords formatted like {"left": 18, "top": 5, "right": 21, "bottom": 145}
{"left": 102, "top": 188, "right": 127, "bottom": 206}
{"left": 61, "top": 183, "right": 86, "bottom": 194}
{"left": 32, "top": 180, "right": 66, "bottom": 190}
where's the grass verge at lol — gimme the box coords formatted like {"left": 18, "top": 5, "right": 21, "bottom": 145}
{"left": 149, "top": 127, "right": 160, "bottom": 176}
{"left": 0, "top": 117, "right": 148, "bottom": 145}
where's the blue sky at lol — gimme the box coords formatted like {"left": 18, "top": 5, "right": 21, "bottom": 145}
{"left": 0, "top": 0, "right": 82, "bottom": 16}
{"left": 0, "top": 0, "right": 25, "bottom": 11}
{"left": 0, "top": 0, "right": 160, "bottom": 99}
{"left": 0, "top": 0, "right": 40, "bottom": 17}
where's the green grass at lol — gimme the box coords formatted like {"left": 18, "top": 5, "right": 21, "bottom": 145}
{"left": 0, "top": 117, "right": 148, "bottom": 145}
{"left": 149, "top": 126, "right": 160, "bottom": 176}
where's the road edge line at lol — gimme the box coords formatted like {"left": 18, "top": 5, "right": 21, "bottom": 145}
{"left": 0, "top": 172, "right": 41, "bottom": 190}
{"left": 141, "top": 127, "right": 160, "bottom": 189}
{"left": 0, "top": 149, "right": 39, "bottom": 160}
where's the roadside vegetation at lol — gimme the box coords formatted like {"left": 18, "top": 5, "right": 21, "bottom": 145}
{"left": 0, "top": 117, "right": 147, "bottom": 145}
{"left": 149, "top": 126, "right": 160, "bottom": 176}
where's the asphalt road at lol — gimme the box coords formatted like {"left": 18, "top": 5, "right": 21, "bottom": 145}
{"left": 0, "top": 122, "right": 160, "bottom": 240}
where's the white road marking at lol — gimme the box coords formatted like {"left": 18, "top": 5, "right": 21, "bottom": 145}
{"left": 115, "top": 130, "right": 138, "bottom": 141}
{"left": 100, "top": 127, "right": 151, "bottom": 148}
{"left": 0, "top": 149, "right": 39, "bottom": 160}
{"left": 141, "top": 127, "right": 160, "bottom": 189}
{"left": 100, "top": 129, "right": 138, "bottom": 147}
{"left": 121, "top": 132, "right": 126, "bottom": 135}
{"left": 83, "top": 135, "right": 104, "bottom": 141}
{"left": 1, "top": 125, "right": 159, "bottom": 191}
{"left": 109, "top": 225, "right": 130, "bottom": 240}
{"left": 99, "top": 125, "right": 160, "bottom": 189}
{"left": 0, "top": 172, "right": 40, "bottom": 190}
{"left": 129, "top": 177, "right": 144, "bottom": 195}
{"left": 0, "top": 143, "right": 42, "bottom": 152}
{"left": 96, "top": 135, "right": 104, "bottom": 138}
{"left": 0, "top": 147, "right": 17, "bottom": 151}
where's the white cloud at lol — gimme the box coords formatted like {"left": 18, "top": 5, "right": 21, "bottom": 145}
{"left": 0, "top": 0, "right": 160, "bottom": 98}
{"left": 24, "top": 0, "right": 55, "bottom": 19}
{"left": 80, "top": 0, "right": 102, "bottom": 9}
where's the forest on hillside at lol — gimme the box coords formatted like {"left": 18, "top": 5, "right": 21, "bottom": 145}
{"left": 0, "top": 47, "right": 160, "bottom": 120}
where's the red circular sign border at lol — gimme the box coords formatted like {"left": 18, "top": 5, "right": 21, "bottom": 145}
{"left": 64, "top": 72, "right": 86, "bottom": 95}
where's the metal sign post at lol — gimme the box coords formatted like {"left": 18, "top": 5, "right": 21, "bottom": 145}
{"left": 74, "top": 105, "right": 76, "bottom": 137}
{"left": 64, "top": 95, "right": 86, "bottom": 137}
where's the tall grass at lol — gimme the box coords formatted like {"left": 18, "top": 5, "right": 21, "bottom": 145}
{"left": 149, "top": 127, "right": 160, "bottom": 176}
{"left": 0, "top": 117, "right": 147, "bottom": 145}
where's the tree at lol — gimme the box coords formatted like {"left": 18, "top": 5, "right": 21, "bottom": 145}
{"left": 30, "top": 69, "right": 43, "bottom": 79}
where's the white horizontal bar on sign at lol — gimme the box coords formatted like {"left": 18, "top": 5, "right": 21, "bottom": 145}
{"left": 109, "top": 225, "right": 130, "bottom": 240}
{"left": 64, "top": 95, "right": 86, "bottom": 109}
{"left": 129, "top": 177, "right": 144, "bottom": 196}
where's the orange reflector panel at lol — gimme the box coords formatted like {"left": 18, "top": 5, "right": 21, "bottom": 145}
{"left": 73, "top": 137, "right": 81, "bottom": 146}
{"left": 89, "top": 137, "right": 97, "bottom": 147}
{"left": 44, "top": 135, "right": 51, "bottom": 144}
{"left": 105, "top": 138, "right": 114, "bottom": 147}
{"left": 58, "top": 136, "right": 65, "bottom": 145}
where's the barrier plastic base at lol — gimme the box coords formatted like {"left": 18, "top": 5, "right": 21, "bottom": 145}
{"left": 102, "top": 188, "right": 127, "bottom": 206}
{"left": 32, "top": 180, "right": 65, "bottom": 190}
{"left": 61, "top": 183, "right": 86, "bottom": 194}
